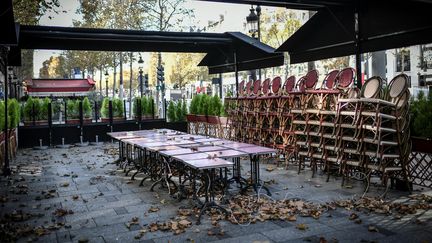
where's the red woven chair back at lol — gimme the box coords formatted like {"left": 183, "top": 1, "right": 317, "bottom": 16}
{"left": 304, "top": 69, "right": 318, "bottom": 89}
{"left": 271, "top": 76, "right": 282, "bottom": 94}
{"left": 238, "top": 80, "right": 245, "bottom": 96}
{"left": 337, "top": 67, "right": 355, "bottom": 89}
{"left": 253, "top": 80, "right": 261, "bottom": 95}
{"left": 245, "top": 80, "right": 253, "bottom": 95}
{"left": 261, "top": 78, "right": 271, "bottom": 95}
{"left": 323, "top": 70, "right": 339, "bottom": 89}
{"left": 296, "top": 77, "right": 306, "bottom": 92}
{"left": 284, "top": 75, "right": 296, "bottom": 92}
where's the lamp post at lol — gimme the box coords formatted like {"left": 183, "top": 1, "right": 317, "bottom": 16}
{"left": 246, "top": 5, "right": 262, "bottom": 81}
{"left": 104, "top": 70, "right": 109, "bottom": 97}
{"left": 138, "top": 55, "right": 144, "bottom": 97}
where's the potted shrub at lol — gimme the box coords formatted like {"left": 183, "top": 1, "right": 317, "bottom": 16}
{"left": 167, "top": 100, "right": 177, "bottom": 122}
{"left": 196, "top": 94, "right": 209, "bottom": 123}
{"left": 141, "top": 96, "right": 149, "bottom": 119}
{"left": 133, "top": 97, "right": 144, "bottom": 120}
{"left": 187, "top": 95, "right": 198, "bottom": 122}
{"left": 23, "top": 97, "right": 38, "bottom": 125}
{"left": 66, "top": 100, "right": 79, "bottom": 124}
{"left": 207, "top": 95, "right": 222, "bottom": 124}
{"left": 0, "top": 101, "right": 5, "bottom": 142}
{"left": 181, "top": 99, "right": 187, "bottom": 120}
{"left": 410, "top": 91, "right": 432, "bottom": 150}
{"left": 7, "top": 99, "right": 20, "bottom": 155}
{"left": 146, "top": 96, "right": 154, "bottom": 119}
{"left": 100, "top": 98, "right": 124, "bottom": 123}
{"left": 100, "top": 97, "right": 110, "bottom": 122}
{"left": 82, "top": 97, "right": 92, "bottom": 123}
{"left": 176, "top": 100, "right": 185, "bottom": 122}
{"left": 219, "top": 102, "right": 228, "bottom": 125}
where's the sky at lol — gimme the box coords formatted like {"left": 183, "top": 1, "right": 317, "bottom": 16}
{"left": 33, "top": 0, "right": 272, "bottom": 77}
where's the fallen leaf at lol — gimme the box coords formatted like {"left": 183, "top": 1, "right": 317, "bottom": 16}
{"left": 287, "top": 215, "right": 297, "bottom": 221}
{"left": 72, "top": 195, "right": 79, "bottom": 200}
{"left": 148, "top": 206, "right": 160, "bottom": 213}
{"left": 296, "top": 224, "right": 308, "bottom": 230}
{"left": 266, "top": 166, "right": 276, "bottom": 172}
{"left": 349, "top": 213, "right": 359, "bottom": 220}
{"left": 61, "top": 182, "right": 69, "bottom": 187}
{"left": 368, "top": 225, "right": 379, "bottom": 232}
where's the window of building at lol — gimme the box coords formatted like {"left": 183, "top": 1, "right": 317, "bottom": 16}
{"left": 421, "top": 45, "right": 432, "bottom": 70}
{"left": 396, "top": 48, "right": 410, "bottom": 72}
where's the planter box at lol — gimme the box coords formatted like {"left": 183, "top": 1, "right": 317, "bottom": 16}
{"left": 66, "top": 118, "right": 92, "bottom": 125}
{"left": 23, "top": 120, "right": 48, "bottom": 126}
{"left": 186, "top": 114, "right": 197, "bottom": 122}
{"left": 101, "top": 117, "right": 125, "bottom": 123}
{"left": 195, "top": 115, "right": 208, "bottom": 123}
{"left": 219, "top": 116, "right": 228, "bottom": 125}
{"left": 134, "top": 115, "right": 153, "bottom": 120}
{"left": 207, "top": 115, "right": 219, "bottom": 124}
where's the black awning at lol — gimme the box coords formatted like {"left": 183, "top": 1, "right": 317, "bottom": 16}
{"left": 198, "top": 32, "right": 284, "bottom": 74}
{"left": 0, "top": 0, "right": 18, "bottom": 45}
{"left": 276, "top": 1, "right": 432, "bottom": 63}
{"left": 19, "top": 25, "right": 232, "bottom": 53}
{"left": 197, "top": 0, "right": 353, "bottom": 10}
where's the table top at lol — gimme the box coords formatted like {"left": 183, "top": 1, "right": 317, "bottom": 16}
{"left": 194, "top": 137, "right": 222, "bottom": 143}
{"left": 220, "top": 142, "right": 256, "bottom": 149}
{"left": 173, "top": 152, "right": 210, "bottom": 161}
{"left": 159, "top": 148, "right": 196, "bottom": 156}
{"left": 205, "top": 149, "right": 249, "bottom": 158}
{"left": 193, "top": 145, "right": 227, "bottom": 152}
{"left": 146, "top": 145, "right": 181, "bottom": 152}
{"left": 236, "top": 146, "right": 276, "bottom": 155}
{"left": 181, "top": 158, "right": 234, "bottom": 170}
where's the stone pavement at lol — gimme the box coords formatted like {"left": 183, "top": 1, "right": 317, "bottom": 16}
{"left": 0, "top": 143, "right": 431, "bottom": 243}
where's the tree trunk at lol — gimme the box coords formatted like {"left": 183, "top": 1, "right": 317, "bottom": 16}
{"left": 119, "top": 52, "right": 124, "bottom": 100}
{"left": 129, "top": 52, "right": 133, "bottom": 118}
{"left": 113, "top": 54, "right": 117, "bottom": 98}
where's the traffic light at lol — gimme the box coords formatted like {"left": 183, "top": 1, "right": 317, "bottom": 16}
{"left": 157, "top": 65, "right": 165, "bottom": 83}
{"left": 144, "top": 74, "right": 149, "bottom": 89}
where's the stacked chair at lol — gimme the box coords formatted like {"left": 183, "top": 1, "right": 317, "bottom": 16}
{"left": 219, "top": 68, "right": 411, "bottom": 196}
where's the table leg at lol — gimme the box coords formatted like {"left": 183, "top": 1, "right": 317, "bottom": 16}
{"left": 241, "top": 154, "right": 271, "bottom": 196}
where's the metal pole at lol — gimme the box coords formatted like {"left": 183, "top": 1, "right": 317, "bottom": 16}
{"left": 355, "top": 8, "right": 362, "bottom": 88}
{"left": 219, "top": 73, "right": 223, "bottom": 98}
{"left": 257, "top": 5, "right": 262, "bottom": 81}
{"left": 139, "top": 70, "right": 143, "bottom": 97}
{"left": 129, "top": 52, "right": 133, "bottom": 118}
{"left": 105, "top": 77, "right": 108, "bottom": 97}
{"left": 3, "top": 63, "right": 11, "bottom": 176}
{"left": 234, "top": 51, "right": 239, "bottom": 98}
{"left": 99, "top": 65, "right": 102, "bottom": 94}
{"left": 119, "top": 52, "right": 124, "bottom": 100}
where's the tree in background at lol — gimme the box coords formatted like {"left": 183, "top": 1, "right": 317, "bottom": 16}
{"left": 39, "top": 56, "right": 69, "bottom": 78}
{"left": 168, "top": 53, "right": 208, "bottom": 89}
{"left": 13, "top": 0, "right": 62, "bottom": 80}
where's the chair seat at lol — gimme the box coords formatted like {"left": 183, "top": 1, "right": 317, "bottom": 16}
{"left": 293, "top": 120, "right": 307, "bottom": 125}
{"left": 340, "top": 123, "right": 358, "bottom": 129}
{"left": 312, "top": 152, "right": 324, "bottom": 159}
{"left": 322, "top": 133, "right": 336, "bottom": 139}
{"left": 342, "top": 136, "right": 358, "bottom": 142}
{"left": 324, "top": 145, "right": 338, "bottom": 151}
{"left": 345, "top": 160, "right": 361, "bottom": 167}
{"left": 307, "top": 89, "right": 340, "bottom": 94}
{"left": 296, "top": 141, "right": 308, "bottom": 146}
{"left": 343, "top": 148, "right": 360, "bottom": 154}
{"left": 291, "top": 109, "right": 303, "bottom": 114}
{"left": 361, "top": 111, "right": 396, "bottom": 120}
{"left": 308, "top": 132, "right": 321, "bottom": 137}
{"left": 363, "top": 138, "right": 398, "bottom": 146}
{"left": 298, "top": 151, "right": 309, "bottom": 156}
{"left": 326, "top": 156, "right": 339, "bottom": 162}
{"left": 339, "top": 111, "right": 357, "bottom": 116}
{"left": 338, "top": 98, "right": 359, "bottom": 103}
{"left": 367, "top": 164, "right": 402, "bottom": 172}
{"left": 359, "top": 98, "right": 396, "bottom": 107}
{"left": 362, "top": 125, "right": 396, "bottom": 133}
{"left": 310, "top": 142, "right": 321, "bottom": 148}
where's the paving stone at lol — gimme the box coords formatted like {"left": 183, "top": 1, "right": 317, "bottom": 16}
{"left": 261, "top": 222, "right": 335, "bottom": 242}
{"left": 104, "top": 195, "right": 119, "bottom": 202}
{"left": 211, "top": 232, "right": 273, "bottom": 243}
{"left": 114, "top": 207, "right": 128, "bottom": 215}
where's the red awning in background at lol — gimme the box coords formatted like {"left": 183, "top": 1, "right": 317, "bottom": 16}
{"left": 25, "top": 78, "right": 96, "bottom": 97}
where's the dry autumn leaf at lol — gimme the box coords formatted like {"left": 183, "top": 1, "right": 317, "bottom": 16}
{"left": 148, "top": 206, "right": 160, "bottom": 213}
{"left": 296, "top": 224, "right": 308, "bottom": 230}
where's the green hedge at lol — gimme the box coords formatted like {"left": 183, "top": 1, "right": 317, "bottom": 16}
{"left": 411, "top": 91, "right": 432, "bottom": 138}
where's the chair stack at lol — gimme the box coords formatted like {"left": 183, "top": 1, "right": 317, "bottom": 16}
{"left": 337, "top": 74, "right": 411, "bottom": 194}
{"left": 219, "top": 69, "right": 411, "bottom": 193}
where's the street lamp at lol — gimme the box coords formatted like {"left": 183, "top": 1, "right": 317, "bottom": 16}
{"left": 246, "top": 5, "right": 262, "bottom": 80}
{"left": 104, "top": 70, "right": 109, "bottom": 97}
{"left": 138, "top": 55, "right": 144, "bottom": 97}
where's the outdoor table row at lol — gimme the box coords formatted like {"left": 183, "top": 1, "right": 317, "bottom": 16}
{"left": 107, "top": 129, "right": 276, "bottom": 223}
